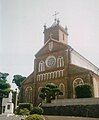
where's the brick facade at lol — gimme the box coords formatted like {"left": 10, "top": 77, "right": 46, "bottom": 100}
{"left": 21, "top": 20, "right": 99, "bottom": 105}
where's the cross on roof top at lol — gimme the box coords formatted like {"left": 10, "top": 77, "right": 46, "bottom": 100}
{"left": 53, "top": 11, "right": 59, "bottom": 23}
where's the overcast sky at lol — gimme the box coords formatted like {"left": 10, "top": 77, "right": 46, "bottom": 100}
{"left": 0, "top": 0, "right": 99, "bottom": 86}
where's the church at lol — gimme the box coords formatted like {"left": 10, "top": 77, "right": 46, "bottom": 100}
{"left": 20, "top": 18, "right": 99, "bottom": 105}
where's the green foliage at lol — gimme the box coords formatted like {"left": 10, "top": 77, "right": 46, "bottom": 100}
{"left": 75, "top": 84, "right": 93, "bottom": 98}
{"left": 0, "top": 72, "right": 9, "bottom": 81}
{"left": 12, "top": 75, "right": 26, "bottom": 89}
{"left": 42, "top": 105, "right": 99, "bottom": 118}
{"left": 0, "top": 72, "right": 11, "bottom": 113}
{"left": 19, "top": 108, "right": 30, "bottom": 115}
{"left": 15, "top": 103, "right": 33, "bottom": 115}
{"left": 0, "top": 72, "right": 11, "bottom": 97}
{"left": 19, "top": 103, "right": 33, "bottom": 111}
{"left": 30, "top": 107, "right": 43, "bottom": 115}
{"left": 15, "top": 107, "right": 20, "bottom": 114}
{"left": 15, "top": 107, "right": 30, "bottom": 115}
{"left": 25, "top": 114, "right": 45, "bottom": 120}
{"left": 39, "top": 83, "right": 63, "bottom": 103}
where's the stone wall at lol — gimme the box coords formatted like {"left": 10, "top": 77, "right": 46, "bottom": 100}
{"left": 42, "top": 98, "right": 99, "bottom": 106}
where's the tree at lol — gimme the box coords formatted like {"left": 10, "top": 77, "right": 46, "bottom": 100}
{"left": 12, "top": 75, "right": 26, "bottom": 104}
{"left": 39, "top": 83, "right": 63, "bottom": 103}
{"left": 75, "top": 84, "right": 93, "bottom": 98}
{"left": 0, "top": 72, "right": 11, "bottom": 113}
{"left": 12, "top": 75, "right": 26, "bottom": 90}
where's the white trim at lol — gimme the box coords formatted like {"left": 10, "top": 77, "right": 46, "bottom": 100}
{"left": 59, "top": 83, "right": 65, "bottom": 96}
{"left": 57, "top": 56, "right": 64, "bottom": 68}
{"left": 38, "top": 60, "right": 45, "bottom": 72}
{"left": 73, "top": 78, "right": 84, "bottom": 98}
{"left": 37, "top": 69, "right": 64, "bottom": 81}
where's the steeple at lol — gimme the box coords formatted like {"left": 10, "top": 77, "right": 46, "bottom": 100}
{"left": 43, "top": 15, "right": 68, "bottom": 44}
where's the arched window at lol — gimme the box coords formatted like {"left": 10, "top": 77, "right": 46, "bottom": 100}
{"left": 38, "top": 87, "right": 42, "bottom": 99}
{"left": 38, "top": 61, "right": 45, "bottom": 72}
{"left": 59, "top": 83, "right": 65, "bottom": 96}
{"left": 38, "top": 87, "right": 42, "bottom": 93}
{"left": 25, "top": 86, "right": 32, "bottom": 103}
{"left": 57, "top": 57, "right": 64, "bottom": 67}
{"left": 73, "top": 78, "right": 84, "bottom": 98}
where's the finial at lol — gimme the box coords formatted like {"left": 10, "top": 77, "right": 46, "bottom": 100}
{"left": 53, "top": 11, "right": 59, "bottom": 23}
{"left": 65, "top": 26, "right": 68, "bottom": 32}
{"left": 65, "top": 26, "right": 68, "bottom": 35}
{"left": 57, "top": 19, "right": 60, "bottom": 25}
{"left": 44, "top": 24, "right": 47, "bottom": 30}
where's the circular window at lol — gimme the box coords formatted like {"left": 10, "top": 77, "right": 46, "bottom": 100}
{"left": 46, "top": 56, "right": 56, "bottom": 67}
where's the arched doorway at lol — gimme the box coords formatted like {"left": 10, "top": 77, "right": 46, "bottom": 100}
{"left": 73, "top": 78, "right": 84, "bottom": 98}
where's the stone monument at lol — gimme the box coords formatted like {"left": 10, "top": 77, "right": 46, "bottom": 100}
{"left": 2, "top": 91, "right": 14, "bottom": 115}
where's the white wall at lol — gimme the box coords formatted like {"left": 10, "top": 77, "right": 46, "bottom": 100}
{"left": 93, "top": 76, "right": 99, "bottom": 98}
{"left": 70, "top": 50, "right": 99, "bottom": 75}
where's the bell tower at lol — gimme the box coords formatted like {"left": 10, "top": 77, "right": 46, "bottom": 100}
{"left": 43, "top": 18, "right": 68, "bottom": 45}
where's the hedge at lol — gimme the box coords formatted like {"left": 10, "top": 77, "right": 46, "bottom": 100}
{"left": 42, "top": 104, "right": 99, "bottom": 118}
{"left": 19, "top": 103, "right": 33, "bottom": 111}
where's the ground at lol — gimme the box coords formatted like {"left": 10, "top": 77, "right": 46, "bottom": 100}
{"left": 0, "top": 115, "right": 98, "bottom": 120}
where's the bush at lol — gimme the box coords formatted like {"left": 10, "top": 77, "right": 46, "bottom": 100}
{"left": 42, "top": 105, "right": 99, "bottom": 118}
{"left": 30, "top": 107, "right": 43, "bottom": 115}
{"left": 19, "top": 108, "right": 30, "bottom": 115}
{"left": 75, "top": 84, "right": 92, "bottom": 98}
{"left": 15, "top": 107, "right": 20, "bottom": 114}
{"left": 15, "top": 107, "right": 30, "bottom": 115}
{"left": 19, "top": 103, "right": 33, "bottom": 111}
{"left": 25, "top": 114, "right": 45, "bottom": 120}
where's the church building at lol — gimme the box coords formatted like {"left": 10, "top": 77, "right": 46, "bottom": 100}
{"left": 21, "top": 19, "right": 99, "bottom": 105}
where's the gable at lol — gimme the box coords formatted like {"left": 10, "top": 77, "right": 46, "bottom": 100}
{"left": 22, "top": 72, "right": 34, "bottom": 85}
{"left": 35, "top": 38, "right": 68, "bottom": 58}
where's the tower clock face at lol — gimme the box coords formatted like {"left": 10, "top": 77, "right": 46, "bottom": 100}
{"left": 46, "top": 56, "right": 56, "bottom": 67}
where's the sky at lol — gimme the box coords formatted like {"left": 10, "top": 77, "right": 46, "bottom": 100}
{"left": 0, "top": 0, "right": 99, "bottom": 87}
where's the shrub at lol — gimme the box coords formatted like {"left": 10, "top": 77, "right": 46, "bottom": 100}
{"left": 15, "top": 107, "right": 30, "bottom": 115}
{"left": 42, "top": 105, "right": 99, "bottom": 118}
{"left": 19, "top": 108, "right": 30, "bottom": 115}
{"left": 15, "top": 107, "right": 20, "bottom": 114}
{"left": 75, "top": 84, "right": 92, "bottom": 98}
{"left": 19, "top": 103, "right": 33, "bottom": 111}
{"left": 25, "top": 114, "right": 45, "bottom": 120}
{"left": 30, "top": 107, "right": 43, "bottom": 115}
